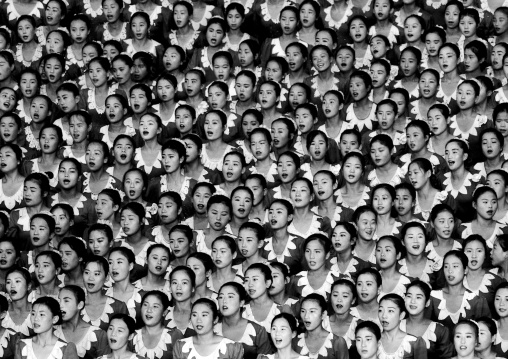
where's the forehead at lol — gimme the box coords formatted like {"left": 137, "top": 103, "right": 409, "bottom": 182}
{"left": 87, "top": 143, "right": 104, "bottom": 152}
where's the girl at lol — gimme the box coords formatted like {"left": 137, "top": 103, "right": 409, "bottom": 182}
{"left": 169, "top": 225, "right": 193, "bottom": 268}
{"left": 15, "top": 296, "right": 78, "bottom": 359}
{"left": 407, "top": 157, "right": 455, "bottom": 221}
{"left": 312, "top": 170, "right": 341, "bottom": 227}
{"left": 376, "top": 236, "right": 411, "bottom": 299}
{"left": 464, "top": 41, "right": 487, "bottom": 79}
{"left": 187, "top": 253, "right": 216, "bottom": 302}
{"left": 19, "top": 213, "right": 55, "bottom": 276}
{"left": 51, "top": 158, "right": 95, "bottom": 235}
{"left": 348, "top": 17, "right": 370, "bottom": 70}
{"left": 288, "top": 178, "right": 331, "bottom": 238}
{"left": 246, "top": 128, "right": 277, "bottom": 186}
{"left": 271, "top": 151, "right": 300, "bottom": 201}
{"left": 491, "top": 234, "right": 508, "bottom": 280}
{"left": 130, "top": 291, "right": 181, "bottom": 359}
{"left": 285, "top": 46, "right": 308, "bottom": 88}
{"left": 403, "top": 281, "right": 454, "bottom": 358}
{"left": 437, "top": 43, "right": 463, "bottom": 108}
{"left": 183, "top": 135, "right": 211, "bottom": 183}
{"left": 473, "top": 128, "right": 505, "bottom": 177}
{"left": 18, "top": 70, "right": 43, "bottom": 125}
{"left": 0, "top": 238, "right": 18, "bottom": 292}
{"left": 233, "top": 72, "right": 259, "bottom": 116}
{"left": 351, "top": 206, "right": 377, "bottom": 264}
{"left": 111, "top": 55, "right": 136, "bottom": 96}
{"left": 133, "top": 113, "right": 164, "bottom": 180}
{"left": 399, "top": 223, "right": 437, "bottom": 285}
{"left": 106, "top": 247, "right": 142, "bottom": 319}
{"left": 31, "top": 251, "right": 62, "bottom": 301}
{"left": 217, "top": 282, "right": 272, "bottom": 359}
{"left": 319, "top": 90, "right": 344, "bottom": 145}
{"left": 77, "top": 42, "right": 102, "bottom": 90}
{"left": 430, "top": 250, "right": 491, "bottom": 329}
{"left": 395, "top": 47, "right": 422, "bottom": 102}
{"left": 81, "top": 256, "right": 129, "bottom": 331}
{"left": 194, "top": 195, "right": 232, "bottom": 256}
{"left": 443, "top": 1, "right": 462, "bottom": 44}
{"left": 488, "top": 170, "right": 508, "bottom": 223}
{"left": 124, "top": 12, "right": 164, "bottom": 59}
{"left": 259, "top": 6, "right": 300, "bottom": 62}
{"left": 99, "top": 95, "right": 134, "bottom": 150}
{"left": 371, "top": 184, "right": 401, "bottom": 238}
{"left": 51, "top": 204, "right": 76, "bottom": 246}
{"left": 41, "top": 54, "right": 66, "bottom": 103}
{"left": 422, "top": 27, "right": 446, "bottom": 70}
{"left": 377, "top": 294, "right": 427, "bottom": 359}
{"left": 55, "top": 285, "right": 110, "bottom": 359}
{"left": 476, "top": 317, "right": 500, "bottom": 359}
{"left": 166, "top": 266, "right": 195, "bottom": 336}
{"left": 328, "top": 279, "right": 359, "bottom": 347}
{"left": 108, "top": 136, "right": 136, "bottom": 183}
{"left": 390, "top": 88, "right": 411, "bottom": 133}
{"left": 67, "top": 15, "right": 90, "bottom": 73}
{"left": 228, "top": 186, "right": 253, "bottom": 236}
{"left": 493, "top": 283, "right": 508, "bottom": 357}
{"left": 426, "top": 204, "right": 462, "bottom": 270}
{"left": 173, "top": 299, "right": 244, "bottom": 359}
{"left": 154, "top": 73, "right": 178, "bottom": 131}
{"left": 409, "top": 69, "right": 440, "bottom": 123}
{"left": 442, "top": 139, "right": 483, "bottom": 223}
{"left": 82, "top": 141, "right": 123, "bottom": 201}
{"left": 242, "top": 263, "right": 290, "bottom": 333}
{"left": 210, "top": 236, "right": 243, "bottom": 293}
{"left": 15, "top": 16, "right": 44, "bottom": 69}
{"left": 354, "top": 321, "right": 381, "bottom": 359}
{"left": 169, "top": 2, "right": 200, "bottom": 63}
{"left": 224, "top": 3, "right": 250, "bottom": 52}
{"left": 94, "top": 0, "right": 127, "bottom": 41}
{"left": 122, "top": 168, "right": 157, "bottom": 223}
{"left": 329, "top": 222, "right": 372, "bottom": 280}
{"left": 427, "top": 104, "right": 455, "bottom": 157}
{"left": 58, "top": 237, "right": 86, "bottom": 288}
{"left": 451, "top": 320, "right": 481, "bottom": 359}
{"left": 8, "top": 174, "right": 50, "bottom": 251}
{"left": 184, "top": 182, "right": 215, "bottom": 231}
{"left": 488, "top": 43, "right": 508, "bottom": 86}
{"left": 95, "top": 189, "right": 122, "bottom": 240}
{"left": 5, "top": 267, "right": 33, "bottom": 337}
{"left": 335, "top": 152, "right": 370, "bottom": 222}
{"left": 101, "top": 314, "right": 145, "bottom": 359}
{"left": 345, "top": 70, "right": 376, "bottom": 136}
{"left": 449, "top": 80, "right": 492, "bottom": 165}
{"left": 458, "top": 186, "right": 507, "bottom": 248}
{"left": 297, "top": 0, "right": 320, "bottom": 46}
{"left": 217, "top": 152, "right": 247, "bottom": 199}
{"left": 368, "top": 135, "right": 405, "bottom": 187}
{"left": 118, "top": 202, "right": 151, "bottom": 281}
{"left": 463, "top": 235, "right": 506, "bottom": 314}
{"left": 23, "top": 125, "right": 63, "bottom": 189}
{"left": 204, "top": 81, "right": 241, "bottom": 143}
{"left": 0, "top": 144, "right": 25, "bottom": 212}
{"left": 289, "top": 234, "right": 340, "bottom": 299}
{"left": 293, "top": 293, "right": 349, "bottom": 359}
{"left": 351, "top": 268, "right": 381, "bottom": 325}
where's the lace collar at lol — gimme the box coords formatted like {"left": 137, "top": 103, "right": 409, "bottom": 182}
{"left": 287, "top": 214, "right": 324, "bottom": 239}
{"left": 134, "top": 147, "right": 162, "bottom": 174}
{"left": 442, "top": 172, "right": 482, "bottom": 198}
{"left": 310, "top": 75, "right": 340, "bottom": 99}
{"left": 24, "top": 126, "right": 40, "bottom": 150}
{"left": 344, "top": 103, "right": 376, "bottom": 131}
{"left": 369, "top": 25, "right": 399, "bottom": 45}
{"left": 119, "top": 240, "right": 151, "bottom": 267}
{"left": 5, "top": 0, "right": 44, "bottom": 21}
{"left": 102, "top": 22, "right": 128, "bottom": 41}
{"left": 296, "top": 331, "right": 334, "bottom": 358}
{"left": 99, "top": 124, "right": 136, "bottom": 149}
{"left": 260, "top": 0, "right": 293, "bottom": 23}
{"left": 15, "top": 43, "right": 43, "bottom": 67}
{"left": 425, "top": 0, "right": 447, "bottom": 8}
{"left": 295, "top": 270, "right": 338, "bottom": 298}
{"left": 378, "top": 334, "right": 418, "bottom": 359}
{"left": 81, "top": 172, "right": 120, "bottom": 201}
{"left": 169, "top": 29, "right": 201, "bottom": 50}
{"left": 124, "top": 39, "right": 160, "bottom": 58}
{"left": 367, "top": 166, "right": 405, "bottom": 188}
{"left": 159, "top": 174, "right": 191, "bottom": 200}
{"left": 200, "top": 144, "right": 234, "bottom": 170}
{"left": 431, "top": 290, "right": 477, "bottom": 324}
{"left": 223, "top": 0, "right": 255, "bottom": 12}
{"left": 378, "top": 273, "right": 411, "bottom": 300}
{"left": 324, "top": 3, "right": 354, "bottom": 29}
{"left": 83, "top": 0, "right": 103, "bottom": 17}
{"left": 87, "top": 83, "right": 119, "bottom": 114}
{"left": 191, "top": 5, "right": 214, "bottom": 30}
{"left": 329, "top": 256, "right": 359, "bottom": 276}
{"left": 400, "top": 320, "right": 436, "bottom": 349}
{"left": 132, "top": 328, "right": 174, "bottom": 359}
{"left": 242, "top": 302, "right": 280, "bottom": 333}
{"left": 128, "top": 4, "right": 162, "bottom": 26}
{"left": 3, "top": 311, "right": 32, "bottom": 336}
{"left": 414, "top": 191, "right": 449, "bottom": 221}
{"left": 21, "top": 338, "right": 66, "bottom": 359}
{"left": 449, "top": 114, "right": 488, "bottom": 139}
{"left": 224, "top": 33, "right": 250, "bottom": 52}
{"left": 263, "top": 235, "right": 298, "bottom": 262}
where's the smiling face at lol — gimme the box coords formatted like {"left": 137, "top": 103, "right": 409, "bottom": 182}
{"left": 404, "top": 285, "right": 427, "bottom": 316}
{"left": 403, "top": 226, "right": 426, "bottom": 257}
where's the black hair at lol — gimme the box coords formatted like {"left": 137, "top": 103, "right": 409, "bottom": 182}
{"left": 33, "top": 296, "right": 62, "bottom": 325}
{"left": 109, "top": 313, "right": 136, "bottom": 334}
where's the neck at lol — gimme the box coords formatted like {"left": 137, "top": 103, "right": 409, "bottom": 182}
{"left": 486, "top": 155, "right": 503, "bottom": 168}
{"left": 90, "top": 167, "right": 107, "bottom": 182}
{"left": 403, "top": 2, "right": 416, "bottom": 11}
{"left": 34, "top": 330, "right": 55, "bottom": 347}
{"left": 273, "top": 227, "right": 289, "bottom": 241}
{"left": 383, "top": 327, "right": 402, "bottom": 342}
{"left": 65, "top": 266, "right": 83, "bottom": 282}
{"left": 451, "top": 166, "right": 466, "bottom": 180}
{"left": 109, "top": 120, "right": 126, "bottom": 133}
{"left": 127, "top": 231, "right": 144, "bottom": 244}
{"left": 62, "top": 315, "right": 83, "bottom": 332}
{"left": 72, "top": 139, "right": 88, "bottom": 151}
{"left": 40, "top": 280, "right": 58, "bottom": 296}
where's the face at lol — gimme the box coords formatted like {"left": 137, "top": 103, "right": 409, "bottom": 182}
{"left": 336, "top": 49, "right": 354, "bottom": 72}
{"left": 280, "top": 9, "right": 298, "bottom": 35}
{"left": 376, "top": 238, "right": 399, "bottom": 269}
{"left": 111, "top": 59, "right": 131, "bottom": 85}
{"left": 264, "top": 62, "right": 283, "bottom": 82}
{"left": 35, "top": 255, "right": 58, "bottom": 285}
{"left": 400, "top": 51, "right": 418, "bottom": 77}
{"left": 379, "top": 299, "right": 403, "bottom": 331}
{"left": 212, "top": 240, "right": 235, "bottom": 269}
{"left": 495, "top": 287, "right": 508, "bottom": 318}
{"left": 192, "top": 186, "right": 212, "bottom": 215}
{"left": 376, "top": 103, "right": 396, "bottom": 130}
{"left": 171, "top": 270, "right": 194, "bottom": 301}
{"left": 204, "top": 113, "right": 225, "bottom": 141}
{"left": 95, "top": 193, "right": 117, "bottom": 220}
{"left": 427, "top": 108, "right": 449, "bottom": 136}
{"left": 105, "top": 96, "right": 126, "bottom": 124}
{"left": 404, "top": 17, "right": 423, "bottom": 42}
{"left": 355, "top": 328, "right": 379, "bottom": 359}
{"left": 46, "top": 32, "right": 64, "bottom": 54}
{"left": 425, "top": 33, "right": 443, "bottom": 57}
{"left": 443, "top": 254, "right": 466, "bottom": 286}
{"left": 339, "top": 134, "right": 360, "bottom": 157}
{"left": 357, "top": 211, "right": 376, "bottom": 241}
{"left": 175, "top": 108, "right": 194, "bottom": 134}
{"left": 403, "top": 226, "right": 426, "bottom": 257}
{"left": 407, "top": 163, "right": 430, "bottom": 191}
{"left": 313, "top": 172, "right": 335, "bottom": 202}
{"left": 315, "top": 31, "right": 335, "bottom": 50}
{"left": 305, "top": 239, "right": 328, "bottom": 271}
{"left": 476, "top": 322, "right": 494, "bottom": 351}
{"left": 482, "top": 132, "right": 502, "bottom": 160}
{"left": 107, "top": 319, "right": 130, "bottom": 351}
{"left": 213, "top": 58, "right": 231, "bottom": 82}
{"left": 163, "top": 47, "right": 183, "bottom": 72}
{"left": 372, "top": 188, "right": 393, "bottom": 216}
{"left": 218, "top": 285, "right": 243, "bottom": 317}
{"left": 272, "top": 122, "right": 292, "bottom": 150}
{"left": 465, "top": 240, "right": 486, "bottom": 272}
{"left": 463, "top": 49, "right": 481, "bottom": 73}
{"left": 370, "top": 37, "right": 388, "bottom": 59}
{"left": 58, "top": 288, "right": 81, "bottom": 322}
{"left": 108, "top": 251, "right": 132, "bottom": 283}
{"left": 238, "top": 43, "right": 255, "bottom": 68}
{"left": 439, "top": 47, "right": 458, "bottom": 73}
{"left": 245, "top": 178, "right": 266, "bottom": 208}
{"left": 88, "top": 61, "right": 109, "bottom": 88}
{"left": 169, "top": 231, "right": 191, "bottom": 258}
{"left": 6, "top": 271, "right": 29, "bottom": 301}
{"left": 311, "top": 48, "right": 331, "bottom": 73}
{"left": 250, "top": 132, "right": 270, "bottom": 161}
{"left": 419, "top": 72, "right": 438, "bottom": 99}
{"left": 139, "top": 115, "right": 161, "bottom": 141}
{"left": 131, "top": 16, "right": 148, "bottom": 41}
{"left": 0, "top": 241, "right": 16, "bottom": 269}
{"left": 40, "top": 127, "right": 59, "bottom": 154}
{"left": 232, "top": 189, "right": 252, "bottom": 219}
{"left": 20, "top": 73, "right": 38, "bottom": 99}
{"left": 158, "top": 196, "right": 180, "bottom": 224}
{"left": 187, "top": 257, "right": 208, "bottom": 287}
{"left": 374, "top": 0, "right": 391, "bottom": 21}
{"left": 17, "top": 19, "right": 35, "bottom": 43}
{"left": 370, "top": 141, "right": 391, "bottom": 168}
{"left": 226, "top": 8, "right": 243, "bottom": 31}
{"left": 454, "top": 324, "right": 477, "bottom": 357}
{"left": 459, "top": 15, "right": 477, "bottom": 38}
{"left": 83, "top": 261, "right": 107, "bottom": 293}
{"left": 349, "top": 19, "right": 367, "bottom": 43}
{"left": 300, "top": 299, "right": 324, "bottom": 332}
{"left": 356, "top": 273, "right": 379, "bottom": 304}
{"left": 57, "top": 90, "right": 79, "bottom": 114}
{"left": 173, "top": 4, "right": 190, "bottom": 27}
{"left": 491, "top": 239, "right": 508, "bottom": 266}
{"left": 235, "top": 75, "right": 254, "bottom": 103}
{"left": 147, "top": 247, "right": 169, "bottom": 277}
{"left": 457, "top": 83, "right": 477, "bottom": 110}
{"left": 259, "top": 84, "right": 278, "bottom": 109}
{"left": 120, "top": 208, "right": 142, "bottom": 236}
{"left": 271, "top": 317, "right": 295, "bottom": 348}
{"left": 207, "top": 203, "right": 231, "bottom": 231}
{"left": 390, "top": 93, "right": 407, "bottom": 118}
{"left": 406, "top": 126, "right": 428, "bottom": 154}
{"left": 59, "top": 243, "right": 80, "bottom": 272}
{"left": 395, "top": 188, "right": 414, "bottom": 217}
{"left": 113, "top": 138, "right": 134, "bottom": 165}
{"left": 343, "top": 156, "right": 363, "bottom": 184}
{"left": 223, "top": 154, "right": 244, "bottom": 183}
{"left": 132, "top": 59, "right": 149, "bottom": 83}
{"left": 141, "top": 295, "right": 165, "bottom": 326}
{"left": 296, "top": 108, "right": 315, "bottom": 134}
{"left": 82, "top": 45, "right": 99, "bottom": 67}
{"left": 123, "top": 171, "right": 144, "bottom": 201}
{"left": 52, "top": 207, "right": 72, "bottom": 236}
{"left": 30, "top": 97, "right": 50, "bottom": 124}
{"left": 370, "top": 63, "right": 388, "bottom": 89}
{"left": 86, "top": 143, "right": 107, "bottom": 172}
{"left": 24, "top": 180, "right": 44, "bottom": 207}
{"left": 241, "top": 113, "right": 259, "bottom": 138}
{"left": 184, "top": 73, "right": 203, "bottom": 97}
{"left": 405, "top": 285, "right": 427, "bottom": 316}
{"left": 88, "top": 230, "right": 111, "bottom": 257}
{"left": 183, "top": 138, "right": 200, "bottom": 163}
{"left": 300, "top": 3, "right": 317, "bottom": 28}
{"left": 269, "top": 202, "right": 291, "bottom": 230}
{"left": 277, "top": 155, "right": 297, "bottom": 184}
{"left": 238, "top": 228, "right": 261, "bottom": 259}
{"left": 206, "top": 23, "right": 225, "bottom": 47}
{"left": 445, "top": 141, "right": 466, "bottom": 172}
{"left": 474, "top": 191, "right": 498, "bottom": 220}
{"left": 103, "top": 0, "right": 122, "bottom": 23}
{"left": 31, "top": 304, "right": 57, "bottom": 334}
{"left": 0, "top": 90, "right": 16, "bottom": 113}
{"left": 349, "top": 77, "right": 369, "bottom": 102}
{"left": 69, "top": 19, "right": 88, "bottom": 44}
{"left": 68, "top": 115, "right": 88, "bottom": 144}
{"left": 244, "top": 268, "right": 269, "bottom": 300}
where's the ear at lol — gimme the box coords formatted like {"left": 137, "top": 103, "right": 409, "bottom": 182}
{"left": 287, "top": 214, "right": 293, "bottom": 223}
{"left": 157, "top": 127, "right": 162, "bottom": 135}
{"left": 52, "top": 315, "right": 59, "bottom": 325}
{"left": 425, "top": 299, "right": 430, "bottom": 308}
{"left": 399, "top": 311, "right": 405, "bottom": 321}
{"left": 77, "top": 301, "right": 85, "bottom": 311}
{"left": 75, "top": 95, "right": 81, "bottom": 104}
{"left": 129, "top": 262, "right": 134, "bottom": 272}
{"left": 325, "top": 251, "right": 330, "bottom": 260}
{"left": 257, "top": 240, "right": 264, "bottom": 249}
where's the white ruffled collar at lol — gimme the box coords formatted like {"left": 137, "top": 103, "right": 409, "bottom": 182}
{"left": 400, "top": 320, "right": 436, "bottom": 349}
{"left": 191, "top": 5, "right": 215, "bottom": 30}
{"left": 134, "top": 147, "right": 162, "bottom": 174}
{"left": 414, "top": 191, "right": 449, "bottom": 221}
{"left": 132, "top": 328, "right": 174, "bottom": 359}
{"left": 431, "top": 290, "right": 477, "bottom": 324}
{"left": 21, "top": 338, "right": 66, "bottom": 359}
{"left": 5, "top": 0, "right": 44, "bottom": 21}
{"left": 287, "top": 214, "right": 323, "bottom": 238}
{"left": 214, "top": 321, "right": 257, "bottom": 346}
{"left": 54, "top": 325, "right": 99, "bottom": 358}
{"left": 159, "top": 174, "right": 191, "bottom": 201}
{"left": 296, "top": 331, "right": 334, "bottom": 358}
{"left": 425, "top": 0, "right": 447, "bottom": 9}
{"left": 463, "top": 272, "right": 497, "bottom": 296}
{"left": 449, "top": 114, "right": 488, "bottom": 139}
{"left": 2, "top": 311, "right": 32, "bottom": 336}
{"left": 81, "top": 296, "right": 116, "bottom": 327}
{"left": 87, "top": 83, "right": 119, "bottom": 114}
{"left": 169, "top": 29, "right": 200, "bottom": 50}
{"left": 324, "top": 3, "right": 354, "bottom": 30}
{"left": 495, "top": 320, "right": 508, "bottom": 352}
{"left": 378, "top": 334, "right": 418, "bottom": 359}
{"left": 242, "top": 302, "right": 279, "bottom": 333}
{"left": 102, "top": 22, "right": 128, "bottom": 41}
{"left": 15, "top": 43, "right": 43, "bottom": 67}
{"left": 263, "top": 235, "right": 298, "bottom": 262}
{"left": 425, "top": 240, "right": 462, "bottom": 271}
{"left": 295, "top": 270, "right": 338, "bottom": 298}
{"left": 82, "top": 0, "right": 102, "bottom": 17}
{"left": 398, "top": 258, "right": 437, "bottom": 283}
{"left": 260, "top": 0, "right": 292, "bottom": 23}
{"left": 442, "top": 171, "right": 482, "bottom": 198}
{"left": 344, "top": 103, "right": 376, "bottom": 131}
